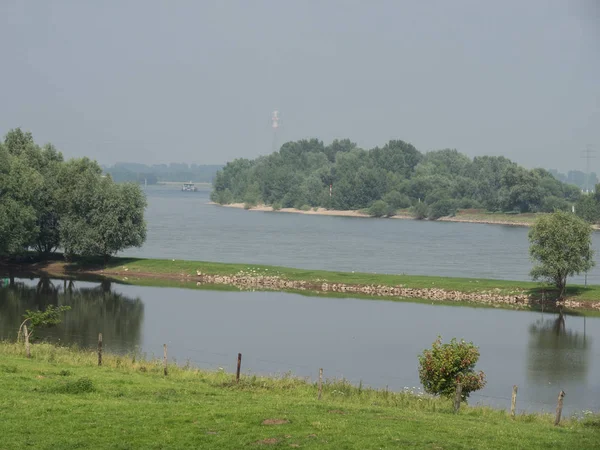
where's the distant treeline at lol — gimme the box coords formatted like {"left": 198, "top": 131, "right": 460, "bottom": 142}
{"left": 211, "top": 138, "right": 589, "bottom": 220}
{"left": 103, "top": 163, "right": 223, "bottom": 184}
{"left": 548, "top": 169, "right": 598, "bottom": 192}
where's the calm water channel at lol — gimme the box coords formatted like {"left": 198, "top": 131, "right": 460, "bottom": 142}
{"left": 0, "top": 277, "right": 598, "bottom": 415}
{"left": 124, "top": 185, "right": 600, "bottom": 284}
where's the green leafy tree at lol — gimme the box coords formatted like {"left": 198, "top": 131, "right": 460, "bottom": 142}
{"left": 529, "top": 211, "right": 595, "bottom": 298}
{"left": 418, "top": 337, "right": 486, "bottom": 401}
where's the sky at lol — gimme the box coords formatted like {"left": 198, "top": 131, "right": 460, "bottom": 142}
{"left": 0, "top": 0, "right": 598, "bottom": 170}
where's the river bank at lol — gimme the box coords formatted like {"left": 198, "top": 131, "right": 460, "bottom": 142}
{"left": 3, "top": 256, "right": 600, "bottom": 312}
{"left": 2, "top": 342, "right": 597, "bottom": 449}
{"left": 212, "top": 203, "right": 540, "bottom": 227}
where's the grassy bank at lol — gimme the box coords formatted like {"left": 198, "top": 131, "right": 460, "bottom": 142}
{"left": 0, "top": 342, "right": 598, "bottom": 449}
{"left": 10, "top": 255, "right": 600, "bottom": 304}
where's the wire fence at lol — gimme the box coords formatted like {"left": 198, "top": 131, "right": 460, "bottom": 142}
{"left": 5, "top": 329, "right": 597, "bottom": 417}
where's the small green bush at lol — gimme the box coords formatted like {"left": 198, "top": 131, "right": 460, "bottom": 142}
{"left": 299, "top": 204, "right": 311, "bottom": 211}
{"left": 271, "top": 202, "right": 282, "bottom": 211}
{"left": 418, "top": 337, "right": 486, "bottom": 401}
{"left": 428, "top": 199, "right": 458, "bottom": 220}
{"left": 243, "top": 202, "right": 256, "bottom": 210}
{"left": 368, "top": 200, "right": 389, "bottom": 217}
{"left": 412, "top": 202, "right": 429, "bottom": 220}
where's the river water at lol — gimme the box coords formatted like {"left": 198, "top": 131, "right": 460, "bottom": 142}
{"left": 124, "top": 185, "right": 600, "bottom": 284}
{"left": 2, "top": 185, "right": 599, "bottom": 414}
{"left": 0, "top": 277, "right": 597, "bottom": 415}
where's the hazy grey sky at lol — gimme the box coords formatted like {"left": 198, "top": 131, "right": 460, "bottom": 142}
{"left": 1, "top": 0, "right": 598, "bottom": 170}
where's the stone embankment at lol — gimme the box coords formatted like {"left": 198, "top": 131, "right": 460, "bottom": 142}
{"left": 195, "top": 273, "right": 600, "bottom": 311}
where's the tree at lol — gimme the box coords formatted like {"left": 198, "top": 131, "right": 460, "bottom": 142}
{"left": 60, "top": 177, "right": 147, "bottom": 262}
{"left": 368, "top": 200, "right": 389, "bottom": 217}
{"left": 418, "top": 337, "right": 486, "bottom": 401}
{"left": 528, "top": 211, "right": 595, "bottom": 298}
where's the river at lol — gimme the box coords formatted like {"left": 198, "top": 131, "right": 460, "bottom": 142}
{"left": 0, "top": 277, "right": 597, "bottom": 415}
{"left": 124, "top": 185, "right": 600, "bottom": 284}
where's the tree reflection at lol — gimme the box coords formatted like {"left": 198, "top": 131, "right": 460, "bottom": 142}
{"left": 0, "top": 276, "right": 143, "bottom": 351}
{"left": 527, "top": 312, "right": 590, "bottom": 385}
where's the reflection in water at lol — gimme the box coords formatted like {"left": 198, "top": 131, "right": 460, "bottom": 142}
{"left": 527, "top": 312, "right": 590, "bottom": 385}
{"left": 0, "top": 277, "right": 144, "bottom": 350}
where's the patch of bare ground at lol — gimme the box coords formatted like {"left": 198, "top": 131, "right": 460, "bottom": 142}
{"left": 262, "top": 419, "right": 289, "bottom": 425}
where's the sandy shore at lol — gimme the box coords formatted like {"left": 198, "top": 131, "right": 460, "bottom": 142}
{"left": 209, "top": 202, "right": 416, "bottom": 219}
{"left": 210, "top": 202, "right": 600, "bottom": 230}
{"left": 209, "top": 202, "right": 534, "bottom": 225}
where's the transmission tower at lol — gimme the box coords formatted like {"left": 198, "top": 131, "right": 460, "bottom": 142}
{"left": 581, "top": 145, "right": 597, "bottom": 193}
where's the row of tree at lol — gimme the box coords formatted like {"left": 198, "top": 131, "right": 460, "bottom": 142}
{"left": 211, "top": 138, "right": 584, "bottom": 219}
{"left": 103, "top": 162, "right": 222, "bottom": 184}
{"left": 0, "top": 129, "right": 147, "bottom": 260}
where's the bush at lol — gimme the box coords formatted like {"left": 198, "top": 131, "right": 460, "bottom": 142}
{"left": 299, "top": 204, "right": 311, "bottom": 211}
{"left": 540, "top": 195, "right": 569, "bottom": 213}
{"left": 216, "top": 188, "right": 233, "bottom": 205}
{"left": 383, "top": 190, "right": 411, "bottom": 209}
{"left": 411, "top": 202, "right": 429, "bottom": 220}
{"left": 368, "top": 200, "right": 389, "bottom": 217}
{"left": 243, "top": 202, "right": 256, "bottom": 210}
{"left": 271, "top": 202, "right": 282, "bottom": 211}
{"left": 428, "top": 199, "right": 458, "bottom": 220}
{"left": 418, "top": 337, "right": 486, "bottom": 401}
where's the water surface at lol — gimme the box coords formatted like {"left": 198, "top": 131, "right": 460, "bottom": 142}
{"left": 124, "top": 185, "right": 600, "bottom": 284}
{"left": 1, "top": 277, "right": 597, "bottom": 415}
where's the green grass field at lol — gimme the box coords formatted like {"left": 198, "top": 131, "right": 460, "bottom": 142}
{"left": 0, "top": 342, "right": 598, "bottom": 449}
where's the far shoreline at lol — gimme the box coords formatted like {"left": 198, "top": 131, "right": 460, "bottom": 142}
{"left": 209, "top": 202, "right": 534, "bottom": 227}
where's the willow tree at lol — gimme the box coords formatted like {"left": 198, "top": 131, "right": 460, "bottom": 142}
{"left": 528, "top": 211, "right": 595, "bottom": 298}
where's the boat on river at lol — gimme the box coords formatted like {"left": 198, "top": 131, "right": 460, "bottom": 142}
{"left": 182, "top": 182, "right": 197, "bottom": 192}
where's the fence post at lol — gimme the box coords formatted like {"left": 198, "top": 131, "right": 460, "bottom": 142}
{"left": 318, "top": 368, "right": 323, "bottom": 400}
{"left": 510, "top": 385, "right": 518, "bottom": 418}
{"left": 236, "top": 353, "right": 242, "bottom": 383}
{"left": 98, "top": 333, "right": 103, "bottom": 366}
{"left": 163, "top": 344, "right": 168, "bottom": 376}
{"left": 453, "top": 383, "right": 462, "bottom": 413}
{"left": 24, "top": 325, "right": 30, "bottom": 358}
{"left": 554, "top": 390, "right": 565, "bottom": 426}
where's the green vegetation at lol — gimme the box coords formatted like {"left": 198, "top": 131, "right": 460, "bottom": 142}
{"left": 19, "top": 304, "right": 71, "bottom": 339}
{"left": 14, "top": 255, "right": 600, "bottom": 305}
{"left": 529, "top": 212, "right": 595, "bottom": 298}
{"left": 0, "top": 342, "right": 598, "bottom": 449}
{"left": 418, "top": 337, "right": 486, "bottom": 400}
{"left": 0, "top": 129, "right": 147, "bottom": 260}
{"left": 211, "top": 138, "right": 582, "bottom": 219}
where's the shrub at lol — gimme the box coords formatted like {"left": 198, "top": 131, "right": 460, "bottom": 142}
{"left": 383, "top": 190, "right": 411, "bottom": 209}
{"left": 418, "top": 337, "right": 486, "bottom": 401}
{"left": 411, "top": 202, "right": 429, "bottom": 220}
{"left": 428, "top": 199, "right": 458, "bottom": 220}
{"left": 299, "top": 204, "right": 311, "bottom": 211}
{"left": 271, "top": 202, "right": 282, "bottom": 211}
{"left": 368, "top": 200, "right": 389, "bottom": 217}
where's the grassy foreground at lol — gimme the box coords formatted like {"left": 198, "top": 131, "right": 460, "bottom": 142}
{"left": 0, "top": 342, "right": 598, "bottom": 450}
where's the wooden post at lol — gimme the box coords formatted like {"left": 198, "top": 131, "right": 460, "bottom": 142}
{"left": 510, "top": 385, "right": 518, "bottom": 418}
{"left": 236, "top": 353, "right": 242, "bottom": 383}
{"left": 24, "top": 325, "right": 30, "bottom": 358}
{"left": 554, "top": 391, "right": 565, "bottom": 426}
{"left": 453, "top": 383, "right": 462, "bottom": 413}
{"left": 163, "top": 344, "right": 168, "bottom": 376}
{"left": 97, "top": 333, "right": 103, "bottom": 366}
{"left": 318, "top": 368, "right": 323, "bottom": 400}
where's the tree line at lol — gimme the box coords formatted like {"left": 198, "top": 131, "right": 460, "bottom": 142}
{"left": 103, "top": 162, "right": 222, "bottom": 184}
{"left": 211, "top": 138, "right": 592, "bottom": 220}
{"left": 0, "top": 129, "right": 146, "bottom": 260}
